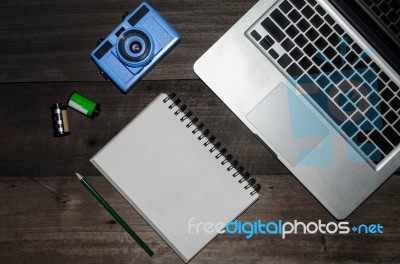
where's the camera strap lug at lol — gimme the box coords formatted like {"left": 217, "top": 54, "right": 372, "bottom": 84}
{"left": 99, "top": 71, "right": 110, "bottom": 82}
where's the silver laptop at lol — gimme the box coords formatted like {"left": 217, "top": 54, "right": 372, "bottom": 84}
{"left": 194, "top": 0, "right": 400, "bottom": 219}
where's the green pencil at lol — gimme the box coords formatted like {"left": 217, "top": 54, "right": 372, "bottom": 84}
{"left": 75, "top": 172, "right": 154, "bottom": 257}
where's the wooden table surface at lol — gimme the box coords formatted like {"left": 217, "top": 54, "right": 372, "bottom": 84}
{"left": 1, "top": 0, "right": 399, "bottom": 263}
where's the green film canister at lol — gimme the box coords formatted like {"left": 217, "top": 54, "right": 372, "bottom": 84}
{"left": 68, "top": 92, "right": 101, "bottom": 118}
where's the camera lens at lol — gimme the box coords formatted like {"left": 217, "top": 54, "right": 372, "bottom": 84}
{"left": 116, "top": 28, "right": 153, "bottom": 67}
{"left": 130, "top": 41, "right": 142, "bottom": 53}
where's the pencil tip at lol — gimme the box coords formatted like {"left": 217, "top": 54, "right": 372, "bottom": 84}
{"left": 75, "top": 172, "right": 83, "bottom": 180}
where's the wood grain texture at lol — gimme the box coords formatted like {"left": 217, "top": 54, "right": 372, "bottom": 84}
{"left": 0, "top": 175, "right": 399, "bottom": 263}
{"left": 0, "top": 0, "right": 256, "bottom": 82}
{"left": 0, "top": 80, "right": 286, "bottom": 177}
{"left": 1, "top": 81, "right": 398, "bottom": 177}
{"left": 1, "top": 0, "right": 400, "bottom": 262}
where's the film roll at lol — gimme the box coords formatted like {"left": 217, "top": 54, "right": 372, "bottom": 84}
{"left": 68, "top": 92, "right": 101, "bottom": 119}
{"left": 50, "top": 103, "right": 70, "bottom": 137}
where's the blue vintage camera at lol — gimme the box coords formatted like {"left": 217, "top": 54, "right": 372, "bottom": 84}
{"left": 91, "top": 2, "right": 180, "bottom": 93}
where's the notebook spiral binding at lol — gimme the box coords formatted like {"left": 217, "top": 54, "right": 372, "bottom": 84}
{"left": 163, "top": 93, "right": 261, "bottom": 196}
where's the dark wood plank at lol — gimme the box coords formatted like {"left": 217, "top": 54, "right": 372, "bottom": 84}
{"left": 0, "top": 0, "right": 256, "bottom": 83}
{"left": 0, "top": 175, "right": 399, "bottom": 263}
{"left": 0, "top": 80, "right": 285, "bottom": 177}
{"left": 1, "top": 81, "right": 399, "bottom": 177}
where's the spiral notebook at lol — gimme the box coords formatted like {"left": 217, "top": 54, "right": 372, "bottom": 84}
{"left": 90, "top": 93, "right": 260, "bottom": 262}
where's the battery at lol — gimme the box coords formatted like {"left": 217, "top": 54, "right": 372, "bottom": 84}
{"left": 68, "top": 92, "right": 101, "bottom": 118}
{"left": 50, "top": 103, "right": 70, "bottom": 137}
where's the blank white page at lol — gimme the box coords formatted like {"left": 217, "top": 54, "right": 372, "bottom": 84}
{"left": 91, "top": 94, "right": 259, "bottom": 262}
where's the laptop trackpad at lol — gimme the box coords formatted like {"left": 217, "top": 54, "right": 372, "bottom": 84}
{"left": 247, "top": 83, "right": 329, "bottom": 167}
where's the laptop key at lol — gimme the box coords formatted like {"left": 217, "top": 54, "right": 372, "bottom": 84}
{"left": 279, "top": 0, "right": 293, "bottom": 13}
{"left": 316, "top": 75, "right": 330, "bottom": 89}
{"left": 328, "top": 33, "right": 340, "bottom": 47}
{"left": 315, "top": 37, "right": 328, "bottom": 50}
{"left": 325, "top": 99, "right": 347, "bottom": 125}
{"left": 389, "top": 1, "right": 399, "bottom": 10}
{"left": 321, "top": 62, "right": 334, "bottom": 73}
{"left": 259, "top": 38, "right": 271, "bottom": 50}
{"left": 352, "top": 43, "right": 363, "bottom": 54}
{"left": 379, "top": 102, "right": 390, "bottom": 115}
{"left": 345, "top": 51, "right": 358, "bottom": 65}
{"left": 330, "top": 71, "right": 344, "bottom": 84}
{"left": 323, "top": 46, "right": 336, "bottom": 61}
{"left": 388, "top": 81, "right": 399, "bottom": 92}
{"left": 360, "top": 119, "right": 374, "bottom": 132}
{"left": 301, "top": 5, "right": 314, "bottom": 19}
{"left": 361, "top": 141, "right": 375, "bottom": 155}
{"left": 363, "top": 55, "right": 372, "bottom": 65}
{"left": 268, "top": 48, "right": 279, "bottom": 59}
{"left": 288, "top": 9, "right": 301, "bottom": 23}
{"left": 370, "top": 62, "right": 381, "bottom": 74}
{"left": 297, "top": 18, "right": 310, "bottom": 31}
{"left": 312, "top": 52, "right": 325, "bottom": 66}
{"left": 388, "top": 10, "right": 398, "bottom": 23}
{"left": 286, "top": 25, "right": 299, "bottom": 38}
{"left": 265, "top": 35, "right": 275, "bottom": 45}
{"left": 304, "top": 43, "right": 316, "bottom": 56}
{"left": 290, "top": 0, "right": 306, "bottom": 10}
{"left": 354, "top": 61, "right": 367, "bottom": 73}
{"left": 271, "top": 9, "right": 290, "bottom": 29}
{"left": 374, "top": 117, "right": 387, "bottom": 130}
{"left": 372, "top": 79, "right": 386, "bottom": 93}
{"left": 379, "top": 1, "right": 390, "bottom": 13}
{"left": 381, "top": 16, "right": 391, "bottom": 26}
{"left": 319, "top": 24, "right": 332, "bottom": 37}
{"left": 342, "top": 120, "right": 358, "bottom": 138}
{"left": 307, "top": 0, "right": 317, "bottom": 6}
{"left": 287, "top": 63, "right": 303, "bottom": 78}
{"left": 294, "top": 34, "right": 308, "bottom": 47}
{"left": 365, "top": 106, "right": 379, "bottom": 121}
{"left": 389, "top": 24, "right": 400, "bottom": 35}
{"left": 383, "top": 126, "right": 400, "bottom": 146}
{"left": 389, "top": 98, "right": 400, "bottom": 110}
{"left": 363, "top": 69, "right": 376, "bottom": 84}
{"left": 394, "top": 120, "right": 400, "bottom": 133}
{"left": 299, "top": 56, "right": 312, "bottom": 70}
{"left": 351, "top": 111, "right": 365, "bottom": 125}
{"left": 353, "top": 131, "right": 368, "bottom": 145}
{"left": 277, "top": 54, "right": 292, "bottom": 68}
{"left": 290, "top": 47, "right": 304, "bottom": 60}
{"left": 308, "top": 65, "right": 321, "bottom": 77}
{"left": 343, "top": 34, "right": 353, "bottom": 45}
{"left": 310, "top": 14, "right": 324, "bottom": 28}
{"left": 334, "top": 24, "right": 344, "bottom": 35}
{"left": 385, "top": 110, "right": 398, "bottom": 124}
{"left": 370, "top": 149, "right": 384, "bottom": 165}
{"left": 370, "top": 130, "right": 393, "bottom": 155}
{"left": 282, "top": 38, "right": 295, "bottom": 51}
{"left": 381, "top": 89, "right": 394, "bottom": 102}
{"left": 358, "top": 98, "right": 370, "bottom": 112}
{"left": 379, "top": 72, "right": 390, "bottom": 83}
{"left": 315, "top": 5, "right": 326, "bottom": 16}
{"left": 325, "top": 14, "right": 335, "bottom": 25}
{"left": 251, "top": 30, "right": 261, "bottom": 41}
{"left": 261, "top": 18, "right": 285, "bottom": 42}
{"left": 332, "top": 55, "right": 344, "bottom": 68}
{"left": 306, "top": 28, "right": 319, "bottom": 41}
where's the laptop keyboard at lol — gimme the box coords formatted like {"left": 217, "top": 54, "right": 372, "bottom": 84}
{"left": 247, "top": 0, "right": 400, "bottom": 168}
{"left": 357, "top": 0, "right": 400, "bottom": 46}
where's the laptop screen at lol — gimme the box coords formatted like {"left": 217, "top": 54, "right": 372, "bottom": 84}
{"left": 329, "top": 0, "right": 400, "bottom": 74}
